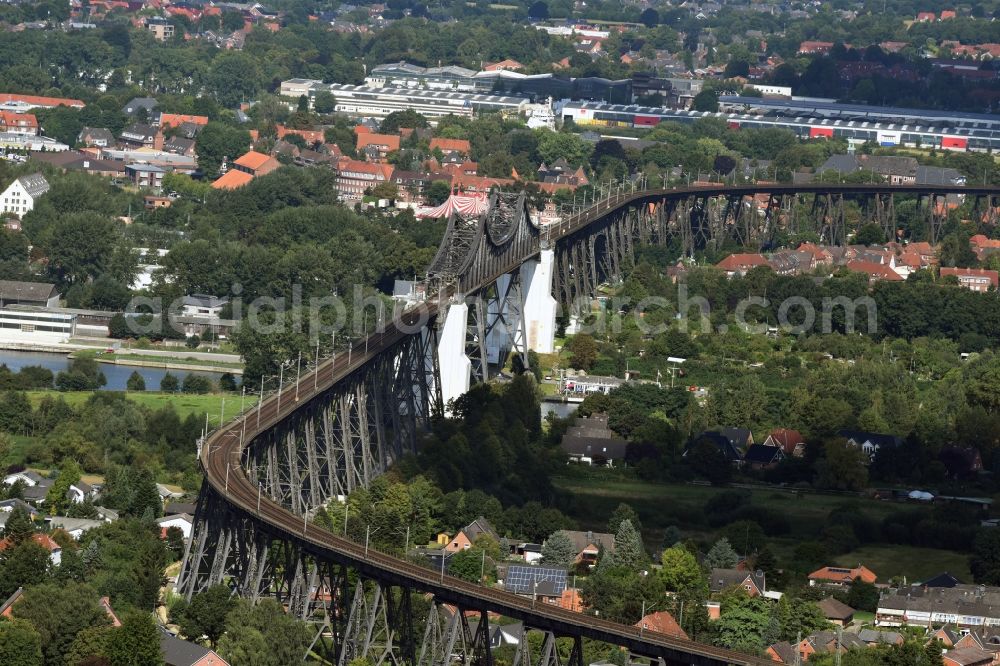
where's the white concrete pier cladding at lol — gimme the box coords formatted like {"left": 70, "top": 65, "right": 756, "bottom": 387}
{"left": 436, "top": 300, "right": 471, "bottom": 412}
{"left": 520, "top": 248, "right": 556, "bottom": 354}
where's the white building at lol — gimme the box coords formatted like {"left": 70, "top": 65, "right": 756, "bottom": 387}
{"left": 279, "top": 80, "right": 529, "bottom": 121}
{"left": 157, "top": 513, "right": 193, "bottom": 539}
{"left": 181, "top": 294, "right": 229, "bottom": 317}
{"left": 0, "top": 309, "right": 76, "bottom": 344}
{"left": 0, "top": 172, "right": 49, "bottom": 217}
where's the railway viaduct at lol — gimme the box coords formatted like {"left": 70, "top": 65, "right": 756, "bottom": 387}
{"left": 178, "top": 182, "right": 999, "bottom": 666}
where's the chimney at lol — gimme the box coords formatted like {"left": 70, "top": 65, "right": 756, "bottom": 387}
{"left": 153, "top": 131, "right": 164, "bottom": 151}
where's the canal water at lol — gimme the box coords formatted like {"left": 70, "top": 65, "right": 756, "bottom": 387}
{"left": 0, "top": 350, "right": 227, "bottom": 391}
{"left": 540, "top": 399, "right": 580, "bottom": 421}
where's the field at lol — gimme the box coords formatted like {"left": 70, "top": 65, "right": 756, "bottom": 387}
{"left": 25, "top": 391, "right": 257, "bottom": 425}
{"left": 832, "top": 545, "right": 971, "bottom": 582}
{"left": 552, "top": 472, "right": 971, "bottom": 581}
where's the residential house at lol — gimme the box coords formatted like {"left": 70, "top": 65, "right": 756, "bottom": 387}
{"left": 232, "top": 151, "right": 280, "bottom": 177}
{"left": 2, "top": 470, "right": 43, "bottom": 487}
{"left": 120, "top": 123, "right": 161, "bottom": 149}
{"left": 0, "top": 281, "right": 59, "bottom": 307}
{"left": 808, "top": 564, "right": 877, "bottom": 587}
{"left": 561, "top": 529, "right": 615, "bottom": 566}
{"left": 147, "top": 16, "right": 175, "bottom": 41}
{"left": 445, "top": 516, "right": 499, "bottom": 553}
{"left": 211, "top": 169, "right": 254, "bottom": 190}
{"left": 157, "top": 483, "right": 184, "bottom": 501}
{"left": 159, "top": 114, "right": 208, "bottom": 131}
{"left": 560, "top": 413, "right": 628, "bottom": 467}
{"left": 924, "top": 572, "right": 963, "bottom": 589}
{"left": 846, "top": 259, "right": 904, "bottom": 283}
{"left": 877, "top": 584, "right": 1000, "bottom": 629}
{"left": 122, "top": 97, "right": 158, "bottom": 118}
{"left": 0, "top": 93, "right": 84, "bottom": 112}
{"left": 709, "top": 568, "right": 766, "bottom": 596}
{"left": 0, "top": 173, "right": 49, "bottom": 217}
{"left": 857, "top": 629, "right": 904, "bottom": 646}
{"left": 429, "top": 137, "right": 471, "bottom": 156}
{"left": 916, "top": 11, "right": 936, "bottom": 21}
{"left": 798, "top": 631, "right": 867, "bottom": 660}
{"left": 163, "top": 135, "right": 197, "bottom": 157}
{"left": 0, "top": 112, "right": 38, "bottom": 135}
{"left": 78, "top": 126, "right": 114, "bottom": 147}
{"left": 181, "top": 294, "right": 229, "bottom": 317}
{"left": 766, "top": 641, "right": 798, "bottom": 663}
{"left": 125, "top": 163, "right": 165, "bottom": 188}
{"left": 356, "top": 133, "right": 400, "bottom": 161}
{"left": 941, "top": 267, "right": 998, "bottom": 292}
{"left": 952, "top": 629, "right": 1000, "bottom": 655}
{"left": 716, "top": 253, "right": 770, "bottom": 277}
{"left": 157, "top": 513, "right": 194, "bottom": 539}
{"left": 335, "top": 159, "right": 394, "bottom": 200}
{"left": 763, "top": 429, "right": 805, "bottom": 457}
{"left": 685, "top": 431, "right": 745, "bottom": 466}
{"left": 817, "top": 597, "right": 856, "bottom": 626}
{"left": 837, "top": 430, "right": 903, "bottom": 459}
{"left": 635, "top": 610, "right": 688, "bottom": 640}
{"left": 466, "top": 619, "right": 523, "bottom": 648}
{"left": 160, "top": 629, "right": 230, "bottom": 666}
{"left": 943, "top": 648, "right": 995, "bottom": 666}
{"left": 799, "top": 41, "right": 834, "bottom": 54}
{"left": 0, "top": 532, "right": 61, "bottom": 565}
{"left": 46, "top": 517, "right": 105, "bottom": 539}
{"left": 484, "top": 59, "right": 524, "bottom": 72}
{"left": 742, "top": 444, "right": 784, "bottom": 470}
{"left": 27, "top": 151, "right": 125, "bottom": 178}
{"left": 275, "top": 125, "right": 325, "bottom": 145}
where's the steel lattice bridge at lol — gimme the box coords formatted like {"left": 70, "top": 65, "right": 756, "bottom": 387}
{"left": 179, "top": 183, "right": 1000, "bottom": 666}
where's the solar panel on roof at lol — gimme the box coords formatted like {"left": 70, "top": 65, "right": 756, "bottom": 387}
{"left": 504, "top": 566, "right": 568, "bottom": 595}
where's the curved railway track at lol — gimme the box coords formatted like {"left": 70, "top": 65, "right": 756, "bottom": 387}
{"left": 200, "top": 183, "right": 1000, "bottom": 666}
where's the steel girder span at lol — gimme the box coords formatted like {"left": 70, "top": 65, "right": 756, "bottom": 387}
{"left": 179, "top": 183, "right": 1000, "bottom": 666}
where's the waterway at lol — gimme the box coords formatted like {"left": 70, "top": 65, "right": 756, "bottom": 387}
{"left": 0, "top": 350, "right": 228, "bottom": 391}
{"left": 540, "top": 399, "right": 580, "bottom": 421}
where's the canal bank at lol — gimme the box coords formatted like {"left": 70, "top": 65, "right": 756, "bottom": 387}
{"left": 0, "top": 349, "right": 232, "bottom": 391}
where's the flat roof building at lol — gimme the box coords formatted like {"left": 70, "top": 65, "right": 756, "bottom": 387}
{"left": 280, "top": 80, "right": 529, "bottom": 121}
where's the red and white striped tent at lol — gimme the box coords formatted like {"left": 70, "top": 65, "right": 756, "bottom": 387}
{"left": 415, "top": 193, "right": 489, "bottom": 219}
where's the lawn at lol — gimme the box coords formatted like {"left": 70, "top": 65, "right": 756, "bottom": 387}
{"left": 25, "top": 390, "right": 257, "bottom": 424}
{"left": 73, "top": 349, "right": 243, "bottom": 370}
{"left": 832, "top": 545, "right": 971, "bottom": 583}
{"left": 552, "top": 472, "right": 973, "bottom": 583}
{"left": 552, "top": 473, "right": 900, "bottom": 536}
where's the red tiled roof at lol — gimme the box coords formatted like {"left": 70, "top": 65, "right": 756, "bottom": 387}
{"left": 0, "top": 532, "right": 60, "bottom": 553}
{"left": 635, "top": 611, "right": 688, "bottom": 640}
{"left": 276, "top": 125, "right": 325, "bottom": 144}
{"left": 0, "top": 112, "right": 37, "bottom": 129}
{"left": 430, "top": 138, "right": 471, "bottom": 154}
{"left": 808, "top": 565, "right": 876, "bottom": 584}
{"left": 941, "top": 267, "right": 999, "bottom": 288}
{"left": 233, "top": 150, "right": 273, "bottom": 170}
{"left": 846, "top": 260, "right": 903, "bottom": 282}
{"left": 211, "top": 169, "right": 254, "bottom": 190}
{"left": 716, "top": 253, "right": 770, "bottom": 272}
{"left": 159, "top": 113, "right": 208, "bottom": 129}
{"left": 0, "top": 93, "right": 84, "bottom": 108}
{"left": 356, "top": 133, "right": 401, "bottom": 152}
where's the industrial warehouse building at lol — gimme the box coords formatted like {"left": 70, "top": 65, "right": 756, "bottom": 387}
{"left": 279, "top": 80, "right": 529, "bottom": 121}
{"left": 556, "top": 100, "right": 1000, "bottom": 152}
